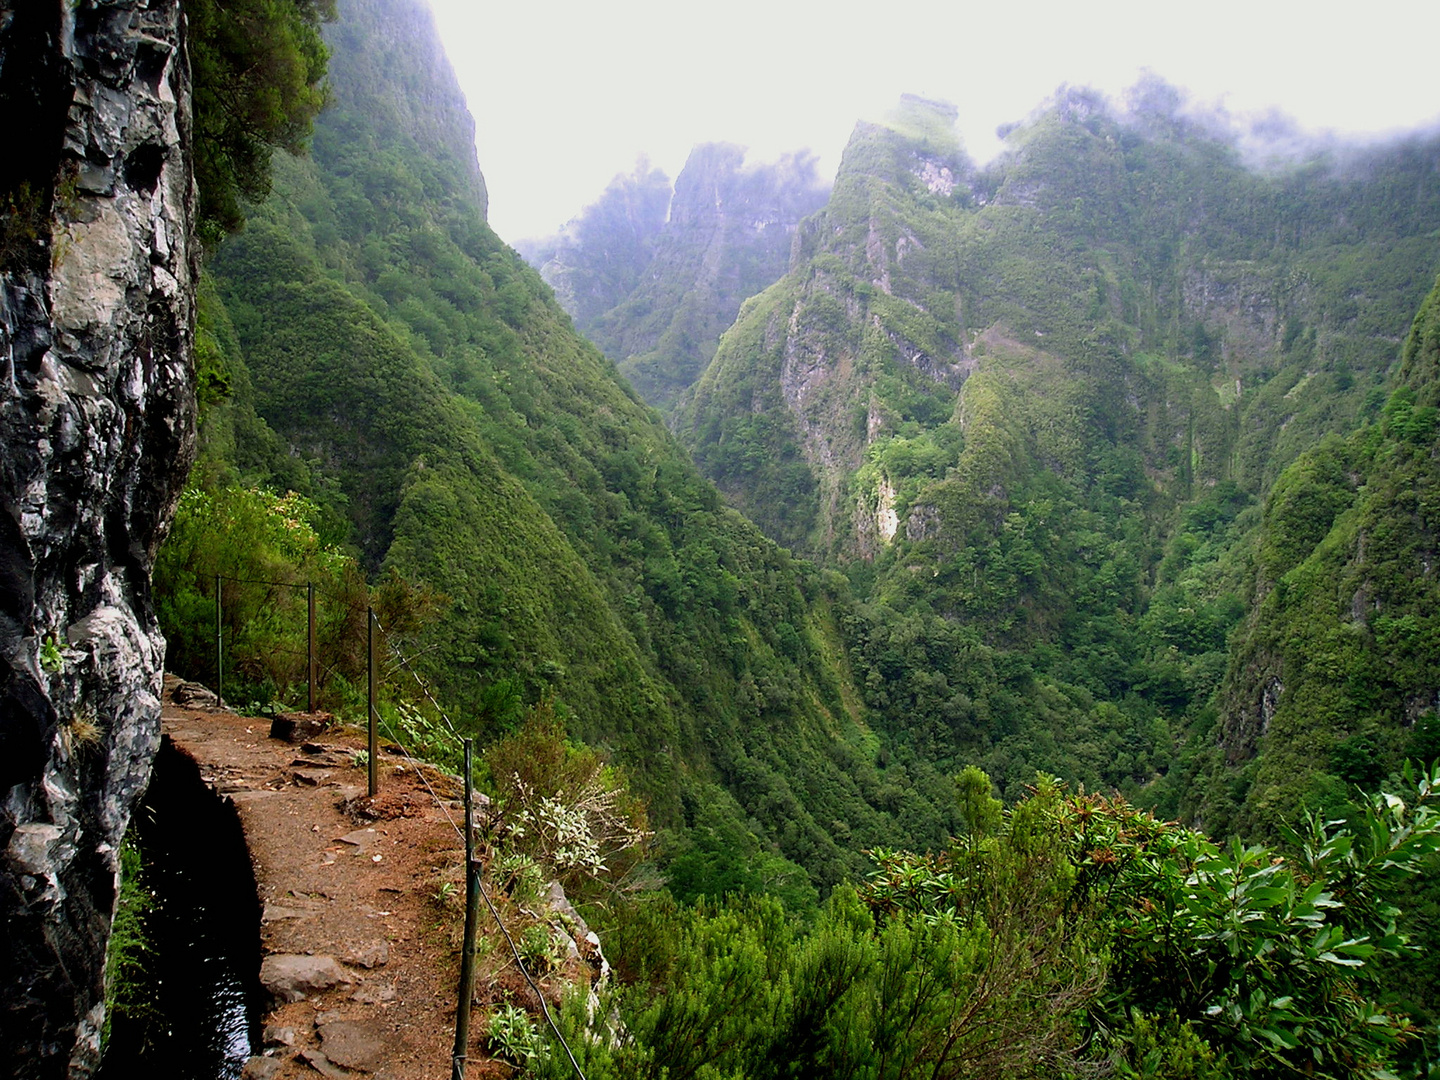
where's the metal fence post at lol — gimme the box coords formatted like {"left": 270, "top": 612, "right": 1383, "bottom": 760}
{"left": 307, "top": 582, "right": 317, "bottom": 713}
{"left": 215, "top": 573, "right": 223, "bottom": 707}
{"left": 453, "top": 738, "right": 479, "bottom": 1079}
{"left": 367, "top": 607, "right": 378, "bottom": 796}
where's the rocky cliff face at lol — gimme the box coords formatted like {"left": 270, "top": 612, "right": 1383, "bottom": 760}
{"left": 0, "top": 1, "right": 196, "bottom": 1074}
{"left": 517, "top": 159, "right": 672, "bottom": 328}
{"left": 610, "top": 144, "right": 829, "bottom": 409}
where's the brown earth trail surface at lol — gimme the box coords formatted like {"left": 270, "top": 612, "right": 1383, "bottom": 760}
{"left": 160, "top": 678, "right": 536, "bottom": 1080}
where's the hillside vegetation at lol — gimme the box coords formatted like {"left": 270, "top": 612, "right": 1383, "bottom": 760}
{"left": 161, "top": 0, "right": 959, "bottom": 900}
{"left": 669, "top": 90, "right": 1440, "bottom": 835}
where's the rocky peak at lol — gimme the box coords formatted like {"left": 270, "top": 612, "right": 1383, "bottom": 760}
{"left": 520, "top": 143, "right": 829, "bottom": 411}
{"left": 832, "top": 96, "right": 971, "bottom": 199}
{"left": 521, "top": 158, "right": 673, "bottom": 326}
{"left": 669, "top": 142, "right": 748, "bottom": 228}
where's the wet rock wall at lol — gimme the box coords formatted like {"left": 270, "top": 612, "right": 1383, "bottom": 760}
{"left": 0, "top": 0, "right": 196, "bottom": 1075}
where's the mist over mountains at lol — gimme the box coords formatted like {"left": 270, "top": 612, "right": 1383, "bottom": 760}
{"left": 518, "top": 146, "right": 831, "bottom": 409}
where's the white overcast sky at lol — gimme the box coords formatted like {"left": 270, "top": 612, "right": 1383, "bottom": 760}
{"left": 425, "top": 0, "right": 1440, "bottom": 245}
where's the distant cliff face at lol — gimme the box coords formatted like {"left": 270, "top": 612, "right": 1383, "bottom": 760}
{"left": 0, "top": 0, "right": 196, "bottom": 1073}
{"left": 524, "top": 145, "right": 830, "bottom": 410}
{"left": 677, "top": 94, "right": 1440, "bottom": 559}
{"left": 1208, "top": 272, "right": 1440, "bottom": 834}
{"left": 517, "top": 159, "right": 672, "bottom": 327}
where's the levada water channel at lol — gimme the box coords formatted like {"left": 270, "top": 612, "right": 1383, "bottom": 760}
{"left": 98, "top": 736, "right": 266, "bottom": 1079}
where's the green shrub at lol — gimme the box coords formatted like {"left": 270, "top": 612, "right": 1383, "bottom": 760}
{"left": 487, "top": 1003, "right": 544, "bottom": 1066}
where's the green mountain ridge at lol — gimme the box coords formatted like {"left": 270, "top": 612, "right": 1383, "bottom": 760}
{"left": 178, "top": 0, "right": 958, "bottom": 897}
{"left": 172, "top": 0, "right": 1440, "bottom": 895}
{"left": 680, "top": 90, "right": 1440, "bottom": 556}
{"left": 656, "top": 89, "right": 1440, "bottom": 824}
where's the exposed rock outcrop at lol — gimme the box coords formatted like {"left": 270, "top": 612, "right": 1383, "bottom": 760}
{"left": 0, "top": 1, "right": 196, "bottom": 1074}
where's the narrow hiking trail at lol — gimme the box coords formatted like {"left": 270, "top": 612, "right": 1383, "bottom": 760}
{"left": 160, "top": 679, "right": 523, "bottom": 1080}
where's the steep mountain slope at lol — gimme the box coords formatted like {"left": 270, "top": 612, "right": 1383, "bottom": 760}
{"left": 670, "top": 91, "right": 1440, "bottom": 810}
{"left": 1208, "top": 272, "right": 1440, "bottom": 834}
{"left": 186, "top": 0, "right": 956, "bottom": 892}
{"left": 522, "top": 145, "right": 829, "bottom": 410}
{"left": 179, "top": 0, "right": 1440, "bottom": 892}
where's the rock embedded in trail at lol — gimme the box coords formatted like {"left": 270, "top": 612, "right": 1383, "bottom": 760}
{"left": 317, "top": 1018, "right": 386, "bottom": 1071}
{"left": 262, "top": 1023, "right": 297, "bottom": 1047}
{"left": 270, "top": 712, "right": 334, "bottom": 743}
{"left": 343, "top": 940, "right": 390, "bottom": 969}
{"left": 171, "top": 681, "right": 218, "bottom": 709}
{"left": 241, "top": 1057, "right": 283, "bottom": 1080}
{"left": 259, "top": 954, "right": 355, "bottom": 1003}
{"left": 298, "top": 1048, "right": 351, "bottom": 1080}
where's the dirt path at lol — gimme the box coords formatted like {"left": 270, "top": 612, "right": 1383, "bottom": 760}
{"left": 160, "top": 679, "right": 516, "bottom": 1080}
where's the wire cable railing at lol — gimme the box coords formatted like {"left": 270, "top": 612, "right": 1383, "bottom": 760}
{"left": 367, "top": 625, "right": 590, "bottom": 1080}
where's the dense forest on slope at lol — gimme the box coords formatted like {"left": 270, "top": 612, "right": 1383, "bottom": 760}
{"left": 653, "top": 90, "right": 1440, "bottom": 834}
{"left": 519, "top": 146, "right": 830, "bottom": 410}
{"left": 160, "top": 0, "right": 964, "bottom": 899}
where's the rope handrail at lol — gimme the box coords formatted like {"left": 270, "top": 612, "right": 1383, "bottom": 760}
{"left": 211, "top": 573, "right": 361, "bottom": 608}
{"left": 474, "top": 840, "right": 589, "bottom": 1080}
{"left": 214, "top": 573, "right": 309, "bottom": 590}
{"left": 370, "top": 612, "right": 467, "bottom": 747}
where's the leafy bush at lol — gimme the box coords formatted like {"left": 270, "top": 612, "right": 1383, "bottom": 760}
{"left": 1112, "top": 1012, "right": 1227, "bottom": 1079}
{"left": 189, "top": 0, "right": 335, "bottom": 243}
{"left": 155, "top": 480, "right": 445, "bottom": 720}
{"left": 481, "top": 708, "right": 651, "bottom": 898}
{"left": 517, "top": 924, "right": 563, "bottom": 975}
{"left": 535, "top": 769, "right": 1440, "bottom": 1079}
{"left": 155, "top": 483, "right": 356, "bottom": 704}
{"left": 487, "top": 1003, "right": 544, "bottom": 1067}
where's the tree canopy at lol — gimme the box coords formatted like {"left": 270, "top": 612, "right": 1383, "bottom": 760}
{"left": 187, "top": 0, "right": 335, "bottom": 244}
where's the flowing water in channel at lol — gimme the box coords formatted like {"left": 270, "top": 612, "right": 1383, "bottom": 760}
{"left": 98, "top": 737, "right": 265, "bottom": 1080}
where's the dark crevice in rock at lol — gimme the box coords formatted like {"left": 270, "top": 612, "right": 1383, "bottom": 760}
{"left": 123, "top": 145, "right": 165, "bottom": 197}
{"left": 0, "top": 3, "right": 73, "bottom": 275}
{"left": 0, "top": 655, "right": 53, "bottom": 792}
